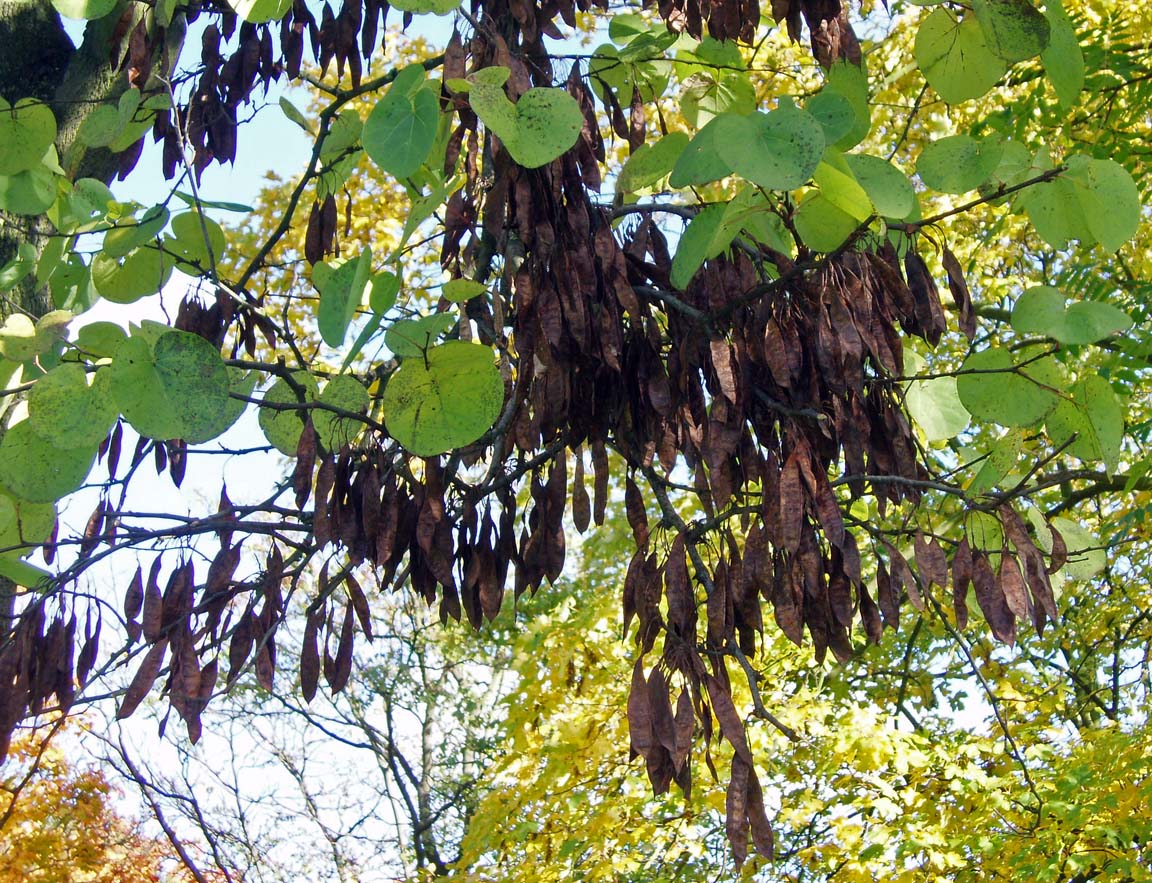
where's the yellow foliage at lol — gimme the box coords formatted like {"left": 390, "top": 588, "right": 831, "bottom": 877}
{"left": 0, "top": 729, "right": 195, "bottom": 883}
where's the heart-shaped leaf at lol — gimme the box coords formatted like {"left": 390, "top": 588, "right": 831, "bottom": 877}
{"left": 844, "top": 154, "right": 916, "bottom": 218}
{"left": 714, "top": 104, "right": 826, "bottom": 191}
{"left": 916, "top": 8, "right": 1008, "bottom": 103}
{"left": 956, "top": 347, "right": 1062, "bottom": 427}
{"left": 917, "top": 135, "right": 1004, "bottom": 194}
{"left": 1011, "top": 285, "right": 1132, "bottom": 344}
{"left": 383, "top": 341, "right": 504, "bottom": 456}
{"left": 0, "top": 99, "right": 57, "bottom": 176}
{"left": 0, "top": 167, "right": 59, "bottom": 216}
{"left": 972, "top": 0, "right": 1050, "bottom": 62}
{"left": 385, "top": 313, "right": 456, "bottom": 358}
{"left": 442, "top": 278, "right": 487, "bottom": 303}
{"left": 91, "top": 247, "right": 172, "bottom": 305}
{"left": 258, "top": 372, "right": 319, "bottom": 455}
{"left": 109, "top": 331, "right": 231, "bottom": 441}
{"left": 619, "top": 132, "right": 689, "bottom": 193}
{"left": 315, "top": 374, "right": 370, "bottom": 452}
{"left": 669, "top": 116, "right": 733, "bottom": 188}
{"left": 363, "top": 66, "right": 441, "bottom": 179}
{"left": 1045, "top": 375, "right": 1124, "bottom": 472}
{"left": 470, "top": 80, "right": 583, "bottom": 169}
{"left": 0, "top": 492, "right": 55, "bottom": 550}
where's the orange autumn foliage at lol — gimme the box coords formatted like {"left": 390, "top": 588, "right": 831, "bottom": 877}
{"left": 0, "top": 731, "right": 195, "bottom": 883}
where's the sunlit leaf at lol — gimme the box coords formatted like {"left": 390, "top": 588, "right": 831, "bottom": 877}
{"left": 1011, "top": 285, "right": 1132, "bottom": 344}
{"left": 383, "top": 341, "right": 504, "bottom": 456}
{"left": 916, "top": 9, "right": 1008, "bottom": 103}
{"left": 0, "top": 421, "right": 96, "bottom": 504}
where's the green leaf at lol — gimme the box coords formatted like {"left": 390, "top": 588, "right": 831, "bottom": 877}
{"left": 0, "top": 312, "right": 71, "bottom": 363}
{"left": 0, "top": 493, "right": 56, "bottom": 551}
{"left": 917, "top": 135, "right": 1004, "bottom": 194}
{"left": 442, "top": 279, "right": 487, "bottom": 304}
{"left": 813, "top": 152, "right": 872, "bottom": 221}
{"left": 679, "top": 71, "right": 755, "bottom": 128}
{"left": 0, "top": 555, "right": 52, "bottom": 588}
{"left": 1045, "top": 375, "right": 1124, "bottom": 473}
{"left": 0, "top": 421, "right": 96, "bottom": 504}
{"left": 369, "top": 272, "right": 400, "bottom": 314}
{"left": 103, "top": 205, "right": 169, "bottom": 258}
{"left": 182, "top": 367, "right": 257, "bottom": 445}
{"left": 793, "top": 192, "right": 860, "bottom": 252}
{"left": 714, "top": 105, "right": 826, "bottom": 191}
{"left": 320, "top": 113, "right": 363, "bottom": 175}
{"left": 806, "top": 91, "right": 856, "bottom": 144}
{"left": 670, "top": 205, "right": 739, "bottom": 290}
{"left": 91, "top": 246, "right": 172, "bottom": 304}
{"left": 279, "top": 96, "right": 316, "bottom": 135}
{"left": 389, "top": 0, "right": 458, "bottom": 13}
{"left": 49, "top": 255, "right": 96, "bottom": 313}
{"left": 76, "top": 322, "right": 128, "bottom": 358}
{"left": 66, "top": 179, "right": 115, "bottom": 226}
{"left": 315, "top": 374, "right": 370, "bottom": 452}
{"left": 76, "top": 104, "right": 123, "bottom": 148}
{"left": 678, "top": 36, "right": 746, "bottom": 71}
{"left": 51, "top": 0, "right": 118, "bottom": 18}
{"left": 608, "top": 13, "right": 649, "bottom": 44}
{"left": 844, "top": 154, "right": 916, "bottom": 219}
{"left": 824, "top": 61, "right": 871, "bottom": 150}
{"left": 1049, "top": 516, "right": 1105, "bottom": 580}
{"left": 1066, "top": 157, "right": 1141, "bottom": 253}
{"left": 915, "top": 9, "right": 1008, "bottom": 103}
{"left": 1011, "top": 285, "right": 1132, "bottom": 344}
{"left": 315, "top": 247, "right": 373, "bottom": 348}
{"left": 972, "top": 0, "right": 1050, "bottom": 61}
{"left": 669, "top": 117, "right": 733, "bottom": 188}
{"left": 28, "top": 364, "right": 118, "bottom": 450}
{"left": 228, "top": 0, "right": 292, "bottom": 22}
{"left": 0, "top": 167, "right": 59, "bottom": 216}
{"left": 363, "top": 66, "right": 441, "bottom": 179}
{"left": 385, "top": 313, "right": 456, "bottom": 358}
{"left": 956, "top": 347, "right": 1061, "bottom": 427}
{"left": 0, "top": 99, "right": 57, "bottom": 176}
{"left": 905, "top": 376, "right": 971, "bottom": 441}
{"left": 968, "top": 429, "right": 1024, "bottom": 495}
{"left": 618, "top": 132, "right": 690, "bottom": 193}
{"left": 0, "top": 244, "right": 36, "bottom": 293}
{"left": 258, "top": 372, "right": 319, "bottom": 456}
{"left": 1022, "top": 175, "right": 1092, "bottom": 250}
{"left": 731, "top": 188, "right": 792, "bottom": 254}
{"left": 109, "top": 331, "right": 231, "bottom": 441}
{"left": 589, "top": 44, "right": 671, "bottom": 106}
{"left": 966, "top": 509, "right": 1005, "bottom": 551}
{"left": 383, "top": 341, "right": 504, "bottom": 456}
{"left": 172, "top": 191, "right": 253, "bottom": 213}
{"left": 470, "top": 82, "right": 583, "bottom": 169}
{"left": 164, "top": 211, "right": 227, "bottom": 275}
{"left": 1041, "top": 0, "right": 1084, "bottom": 108}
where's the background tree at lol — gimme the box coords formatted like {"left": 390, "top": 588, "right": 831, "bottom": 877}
{"left": 0, "top": 724, "right": 205, "bottom": 882}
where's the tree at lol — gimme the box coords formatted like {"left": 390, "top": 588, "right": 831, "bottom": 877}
{"left": 0, "top": 0, "right": 1150, "bottom": 870}
{"left": 0, "top": 724, "right": 204, "bottom": 882}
